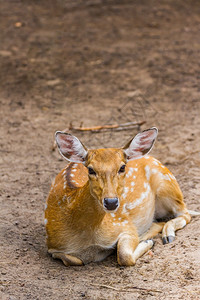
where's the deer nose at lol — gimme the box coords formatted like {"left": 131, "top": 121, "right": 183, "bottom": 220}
{"left": 103, "top": 197, "right": 119, "bottom": 211}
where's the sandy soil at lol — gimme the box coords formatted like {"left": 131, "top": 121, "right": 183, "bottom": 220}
{"left": 1, "top": 0, "right": 200, "bottom": 299}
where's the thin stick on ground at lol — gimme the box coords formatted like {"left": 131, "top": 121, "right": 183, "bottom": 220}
{"left": 68, "top": 120, "right": 146, "bottom": 132}
{"left": 90, "top": 283, "right": 162, "bottom": 293}
{"left": 52, "top": 120, "right": 146, "bottom": 151}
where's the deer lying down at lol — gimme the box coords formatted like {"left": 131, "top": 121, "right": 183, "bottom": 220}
{"left": 45, "top": 128, "right": 199, "bottom": 266}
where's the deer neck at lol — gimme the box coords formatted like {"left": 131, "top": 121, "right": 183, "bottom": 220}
{"left": 72, "top": 181, "right": 106, "bottom": 228}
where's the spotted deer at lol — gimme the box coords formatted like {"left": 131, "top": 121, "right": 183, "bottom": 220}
{"left": 45, "top": 128, "right": 199, "bottom": 266}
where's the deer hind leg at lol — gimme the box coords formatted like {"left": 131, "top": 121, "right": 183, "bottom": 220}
{"left": 162, "top": 212, "right": 191, "bottom": 244}
{"left": 155, "top": 179, "right": 191, "bottom": 244}
{"left": 48, "top": 249, "right": 83, "bottom": 266}
{"left": 117, "top": 233, "right": 154, "bottom": 266}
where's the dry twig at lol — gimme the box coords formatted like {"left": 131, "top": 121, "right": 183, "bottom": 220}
{"left": 52, "top": 120, "right": 146, "bottom": 151}
{"left": 68, "top": 121, "right": 146, "bottom": 132}
{"left": 90, "top": 283, "right": 162, "bottom": 293}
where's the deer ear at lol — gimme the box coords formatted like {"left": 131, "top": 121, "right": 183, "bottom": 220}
{"left": 55, "top": 132, "right": 88, "bottom": 163}
{"left": 123, "top": 127, "right": 158, "bottom": 161}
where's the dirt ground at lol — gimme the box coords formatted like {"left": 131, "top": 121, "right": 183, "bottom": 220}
{"left": 1, "top": 0, "right": 200, "bottom": 299}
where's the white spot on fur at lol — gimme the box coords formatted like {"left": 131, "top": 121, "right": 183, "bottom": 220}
{"left": 144, "top": 182, "right": 148, "bottom": 188}
{"left": 124, "top": 187, "right": 129, "bottom": 193}
{"left": 168, "top": 173, "right": 176, "bottom": 180}
{"left": 144, "top": 156, "right": 150, "bottom": 159}
{"left": 133, "top": 175, "right": 136, "bottom": 179}
{"left": 153, "top": 160, "right": 159, "bottom": 166}
{"left": 126, "top": 167, "right": 134, "bottom": 178}
{"left": 113, "top": 222, "right": 122, "bottom": 226}
{"left": 131, "top": 181, "right": 135, "bottom": 186}
{"left": 145, "top": 165, "right": 151, "bottom": 181}
{"left": 58, "top": 201, "right": 61, "bottom": 206}
{"left": 152, "top": 168, "right": 158, "bottom": 174}
{"left": 160, "top": 173, "right": 171, "bottom": 181}
{"left": 126, "top": 183, "right": 150, "bottom": 210}
{"left": 122, "top": 220, "right": 128, "bottom": 225}
{"left": 122, "top": 203, "right": 127, "bottom": 214}
{"left": 44, "top": 203, "right": 47, "bottom": 210}
{"left": 44, "top": 218, "right": 48, "bottom": 225}
{"left": 165, "top": 174, "right": 171, "bottom": 181}
{"left": 73, "top": 163, "right": 78, "bottom": 168}
{"left": 148, "top": 168, "right": 173, "bottom": 182}
{"left": 71, "top": 168, "right": 77, "bottom": 172}
{"left": 70, "top": 173, "right": 75, "bottom": 177}
{"left": 111, "top": 213, "right": 115, "bottom": 218}
{"left": 122, "top": 187, "right": 129, "bottom": 199}
{"left": 71, "top": 179, "right": 78, "bottom": 185}
{"left": 131, "top": 188, "right": 134, "bottom": 192}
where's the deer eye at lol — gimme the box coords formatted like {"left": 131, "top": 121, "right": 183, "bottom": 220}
{"left": 118, "top": 164, "right": 126, "bottom": 173}
{"left": 88, "top": 167, "right": 96, "bottom": 176}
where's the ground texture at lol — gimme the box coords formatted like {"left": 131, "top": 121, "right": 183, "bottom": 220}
{"left": 0, "top": 0, "right": 200, "bottom": 299}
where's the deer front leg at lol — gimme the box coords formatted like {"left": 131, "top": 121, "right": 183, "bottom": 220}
{"left": 162, "top": 211, "right": 191, "bottom": 244}
{"left": 117, "top": 233, "right": 154, "bottom": 266}
{"left": 49, "top": 250, "right": 83, "bottom": 266}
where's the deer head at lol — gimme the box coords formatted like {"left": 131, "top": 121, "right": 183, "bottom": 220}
{"left": 55, "top": 128, "right": 158, "bottom": 212}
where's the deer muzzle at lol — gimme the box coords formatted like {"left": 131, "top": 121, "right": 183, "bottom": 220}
{"left": 103, "top": 197, "right": 119, "bottom": 211}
